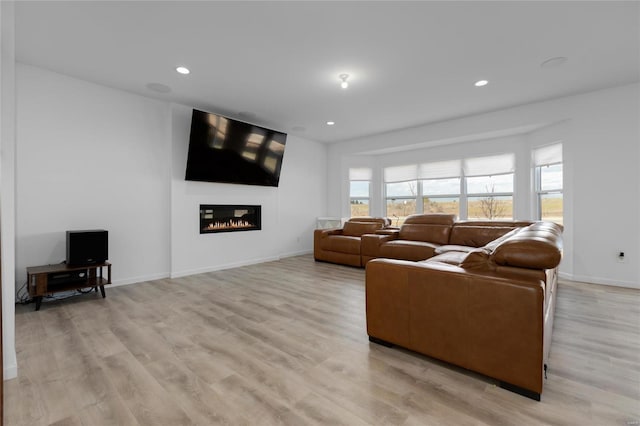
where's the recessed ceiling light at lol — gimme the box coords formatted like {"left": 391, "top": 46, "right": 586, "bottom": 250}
{"left": 541, "top": 57, "right": 568, "bottom": 69}
{"left": 176, "top": 66, "right": 190, "bottom": 75}
{"left": 474, "top": 80, "right": 489, "bottom": 87}
{"left": 326, "top": 121, "right": 335, "bottom": 126}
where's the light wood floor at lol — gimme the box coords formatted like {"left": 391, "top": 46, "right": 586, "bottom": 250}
{"left": 5, "top": 254, "right": 640, "bottom": 426}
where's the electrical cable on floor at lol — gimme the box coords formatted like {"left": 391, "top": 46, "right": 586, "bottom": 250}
{"left": 16, "top": 282, "right": 32, "bottom": 305}
{"left": 45, "top": 288, "right": 99, "bottom": 301}
{"left": 16, "top": 283, "right": 101, "bottom": 306}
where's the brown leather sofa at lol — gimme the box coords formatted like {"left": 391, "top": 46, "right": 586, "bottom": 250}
{"left": 314, "top": 217, "right": 392, "bottom": 267}
{"left": 366, "top": 221, "right": 563, "bottom": 400}
{"left": 361, "top": 214, "right": 535, "bottom": 264}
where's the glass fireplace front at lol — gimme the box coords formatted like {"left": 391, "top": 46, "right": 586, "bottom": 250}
{"left": 200, "top": 205, "right": 261, "bottom": 234}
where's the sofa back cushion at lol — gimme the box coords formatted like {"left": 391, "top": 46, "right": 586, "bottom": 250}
{"left": 489, "top": 222, "right": 563, "bottom": 269}
{"left": 342, "top": 221, "right": 383, "bottom": 237}
{"left": 348, "top": 217, "right": 392, "bottom": 226}
{"left": 449, "top": 221, "right": 532, "bottom": 247}
{"left": 398, "top": 214, "right": 455, "bottom": 244}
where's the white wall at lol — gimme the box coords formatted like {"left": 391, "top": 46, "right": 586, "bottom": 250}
{"left": 16, "top": 64, "right": 172, "bottom": 287}
{"left": 1, "top": 0, "right": 18, "bottom": 380}
{"left": 15, "top": 66, "right": 327, "bottom": 286}
{"left": 328, "top": 83, "right": 639, "bottom": 288}
{"left": 170, "top": 104, "right": 326, "bottom": 277}
{"left": 275, "top": 129, "right": 328, "bottom": 258}
{"left": 11, "top": 64, "right": 327, "bottom": 379}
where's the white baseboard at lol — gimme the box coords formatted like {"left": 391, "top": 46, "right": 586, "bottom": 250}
{"left": 278, "top": 249, "right": 313, "bottom": 259}
{"left": 82, "top": 254, "right": 313, "bottom": 286}
{"left": 4, "top": 357, "right": 17, "bottom": 381}
{"left": 170, "top": 255, "right": 281, "bottom": 279}
{"left": 110, "top": 272, "right": 171, "bottom": 288}
{"left": 559, "top": 272, "right": 639, "bottom": 289}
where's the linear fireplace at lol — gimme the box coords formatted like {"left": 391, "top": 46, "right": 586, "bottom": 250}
{"left": 200, "top": 204, "right": 261, "bottom": 234}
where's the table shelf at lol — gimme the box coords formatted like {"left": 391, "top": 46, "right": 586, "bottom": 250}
{"left": 26, "top": 262, "right": 111, "bottom": 311}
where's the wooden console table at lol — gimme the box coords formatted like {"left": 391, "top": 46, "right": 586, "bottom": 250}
{"left": 26, "top": 262, "right": 111, "bottom": 311}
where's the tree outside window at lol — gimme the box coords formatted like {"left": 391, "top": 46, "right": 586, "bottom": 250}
{"left": 385, "top": 180, "right": 417, "bottom": 226}
{"left": 466, "top": 175, "right": 514, "bottom": 220}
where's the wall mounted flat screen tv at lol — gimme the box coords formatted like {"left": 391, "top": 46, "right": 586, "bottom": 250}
{"left": 185, "top": 109, "right": 287, "bottom": 187}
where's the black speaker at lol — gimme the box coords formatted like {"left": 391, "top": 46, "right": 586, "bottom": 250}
{"left": 66, "top": 229, "right": 108, "bottom": 266}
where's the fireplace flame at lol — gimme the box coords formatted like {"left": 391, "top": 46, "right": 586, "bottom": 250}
{"left": 204, "top": 219, "right": 254, "bottom": 231}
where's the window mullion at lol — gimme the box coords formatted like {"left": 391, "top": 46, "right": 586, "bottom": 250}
{"left": 416, "top": 180, "right": 424, "bottom": 214}
{"left": 460, "top": 170, "right": 468, "bottom": 219}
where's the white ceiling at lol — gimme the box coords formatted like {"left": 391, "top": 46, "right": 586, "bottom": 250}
{"left": 14, "top": 1, "right": 640, "bottom": 144}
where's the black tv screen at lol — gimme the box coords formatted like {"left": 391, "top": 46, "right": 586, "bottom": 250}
{"left": 185, "top": 109, "right": 287, "bottom": 187}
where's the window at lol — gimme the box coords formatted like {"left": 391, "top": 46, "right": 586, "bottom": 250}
{"left": 373, "top": 153, "right": 517, "bottom": 223}
{"left": 384, "top": 165, "right": 418, "bottom": 226}
{"left": 420, "top": 160, "right": 461, "bottom": 217}
{"left": 534, "top": 144, "right": 563, "bottom": 224}
{"left": 349, "top": 168, "right": 371, "bottom": 217}
{"left": 464, "top": 154, "right": 514, "bottom": 220}
{"left": 385, "top": 182, "right": 418, "bottom": 226}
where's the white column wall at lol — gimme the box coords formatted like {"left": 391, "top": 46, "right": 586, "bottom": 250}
{"left": 1, "top": 0, "right": 18, "bottom": 380}
{"left": 169, "top": 104, "right": 327, "bottom": 277}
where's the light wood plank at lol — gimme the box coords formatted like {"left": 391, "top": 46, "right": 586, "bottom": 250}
{"left": 5, "top": 254, "right": 639, "bottom": 425}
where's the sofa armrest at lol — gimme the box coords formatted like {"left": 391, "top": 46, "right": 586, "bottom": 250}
{"left": 314, "top": 228, "right": 344, "bottom": 238}
{"left": 361, "top": 232, "right": 399, "bottom": 258}
{"left": 314, "top": 228, "right": 344, "bottom": 261}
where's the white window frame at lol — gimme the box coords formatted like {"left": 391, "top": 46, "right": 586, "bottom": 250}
{"left": 349, "top": 168, "right": 372, "bottom": 217}
{"left": 533, "top": 143, "right": 563, "bottom": 222}
{"left": 349, "top": 181, "right": 371, "bottom": 216}
{"left": 376, "top": 153, "right": 517, "bottom": 220}
{"left": 464, "top": 171, "right": 515, "bottom": 220}
{"left": 534, "top": 162, "right": 563, "bottom": 221}
{"left": 420, "top": 177, "right": 462, "bottom": 217}
{"left": 384, "top": 179, "right": 421, "bottom": 219}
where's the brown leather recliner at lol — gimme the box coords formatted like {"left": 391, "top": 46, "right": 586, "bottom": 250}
{"left": 366, "top": 221, "right": 563, "bottom": 400}
{"left": 314, "top": 217, "right": 391, "bottom": 267}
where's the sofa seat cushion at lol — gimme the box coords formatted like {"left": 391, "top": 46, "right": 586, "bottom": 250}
{"left": 321, "top": 235, "right": 362, "bottom": 254}
{"left": 379, "top": 240, "right": 439, "bottom": 261}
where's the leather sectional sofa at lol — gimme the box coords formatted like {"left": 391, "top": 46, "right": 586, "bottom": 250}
{"left": 366, "top": 220, "right": 563, "bottom": 400}
{"left": 313, "top": 217, "right": 392, "bottom": 267}
{"left": 314, "top": 213, "right": 563, "bottom": 400}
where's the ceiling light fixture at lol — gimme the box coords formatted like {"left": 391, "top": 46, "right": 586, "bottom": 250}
{"left": 339, "top": 74, "right": 349, "bottom": 89}
{"left": 474, "top": 80, "right": 489, "bottom": 87}
{"left": 326, "top": 121, "right": 335, "bottom": 126}
{"left": 176, "top": 66, "right": 190, "bottom": 75}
